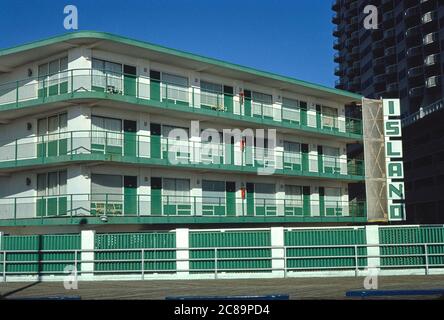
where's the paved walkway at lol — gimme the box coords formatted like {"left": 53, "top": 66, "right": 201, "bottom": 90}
{"left": 1, "top": 275, "right": 444, "bottom": 299}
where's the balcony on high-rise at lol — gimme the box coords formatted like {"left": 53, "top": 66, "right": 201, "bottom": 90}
{"left": 404, "top": 6, "right": 421, "bottom": 26}
{"left": 425, "top": 75, "right": 441, "bottom": 89}
{"left": 383, "top": 10, "right": 395, "bottom": 28}
{"left": 406, "top": 45, "right": 423, "bottom": 58}
{"left": 408, "top": 66, "right": 424, "bottom": 78}
{"left": 424, "top": 53, "right": 440, "bottom": 67}
{"left": 384, "top": 28, "right": 396, "bottom": 45}
{"left": 409, "top": 85, "right": 425, "bottom": 97}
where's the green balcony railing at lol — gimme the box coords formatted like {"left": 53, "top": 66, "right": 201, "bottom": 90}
{"left": 0, "top": 130, "right": 365, "bottom": 179}
{"left": 0, "top": 193, "right": 367, "bottom": 222}
{"left": 0, "top": 68, "right": 363, "bottom": 137}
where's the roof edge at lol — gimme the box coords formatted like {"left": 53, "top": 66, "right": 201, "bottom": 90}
{"left": 0, "top": 31, "right": 363, "bottom": 101}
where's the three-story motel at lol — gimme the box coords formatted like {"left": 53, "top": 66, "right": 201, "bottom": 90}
{"left": 0, "top": 32, "right": 368, "bottom": 233}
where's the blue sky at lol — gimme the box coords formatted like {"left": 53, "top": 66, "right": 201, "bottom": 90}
{"left": 0, "top": 0, "right": 336, "bottom": 87}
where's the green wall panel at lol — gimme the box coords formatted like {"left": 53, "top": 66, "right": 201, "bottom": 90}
{"left": 379, "top": 226, "right": 444, "bottom": 268}
{"left": 94, "top": 232, "right": 176, "bottom": 274}
{"left": 189, "top": 230, "right": 272, "bottom": 273}
{"left": 284, "top": 228, "right": 367, "bottom": 270}
{"left": 0, "top": 234, "right": 81, "bottom": 275}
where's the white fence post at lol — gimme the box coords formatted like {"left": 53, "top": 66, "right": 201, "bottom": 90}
{"left": 0, "top": 231, "right": 4, "bottom": 282}
{"left": 271, "top": 227, "right": 285, "bottom": 276}
{"left": 81, "top": 229, "right": 95, "bottom": 279}
{"left": 366, "top": 225, "right": 380, "bottom": 275}
{"left": 176, "top": 228, "right": 189, "bottom": 276}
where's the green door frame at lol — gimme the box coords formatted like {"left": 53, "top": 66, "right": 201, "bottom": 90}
{"left": 226, "top": 181, "right": 236, "bottom": 216}
{"left": 151, "top": 177, "right": 162, "bottom": 215}
{"left": 123, "top": 65, "right": 137, "bottom": 97}
{"left": 124, "top": 176, "right": 137, "bottom": 215}
{"left": 124, "top": 120, "right": 137, "bottom": 157}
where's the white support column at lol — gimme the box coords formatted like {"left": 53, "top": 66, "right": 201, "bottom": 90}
{"left": 307, "top": 102, "right": 317, "bottom": 128}
{"left": 0, "top": 231, "right": 3, "bottom": 281}
{"left": 67, "top": 106, "right": 91, "bottom": 154}
{"left": 311, "top": 186, "right": 320, "bottom": 216}
{"left": 67, "top": 166, "right": 91, "bottom": 215}
{"left": 366, "top": 225, "right": 380, "bottom": 273}
{"left": 276, "top": 181, "right": 285, "bottom": 216}
{"left": 275, "top": 137, "right": 284, "bottom": 170}
{"left": 138, "top": 112, "right": 150, "bottom": 158}
{"left": 176, "top": 228, "right": 189, "bottom": 276}
{"left": 138, "top": 168, "right": 151, "bottom": 216}
{"left": 192, "top": 175, "right": 203, "bottom": 216}
{"left": 271, "top": 227, "right": 285, "bottom": 276}
{"left": 273, "top": 89, "right": 282, "bottom": 122}
{"left": 136, "top": 59, "right": 150, "bottom": 100}
{"left": 81, "top": 230, "right": 95, "bottom": 278}
{"left": 338, "top": 105, "right": 346, "bottom": 133}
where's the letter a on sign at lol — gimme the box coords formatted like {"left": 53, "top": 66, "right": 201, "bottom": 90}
{"left": 64, "top": 5, "right": 78, "bottom": 30}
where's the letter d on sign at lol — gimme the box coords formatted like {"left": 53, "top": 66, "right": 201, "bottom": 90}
{"left": 64, "top": 5, "right": 78, "bottom": 30}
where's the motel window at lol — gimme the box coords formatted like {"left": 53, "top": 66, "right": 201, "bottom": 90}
{"left": 282, "top": 97, "right": 300, "bottom": 110}
{"left": 321, "top": 106, "right": 338, "bottom": 128}
{"left": 38, "top": 57, "right": 68, "bottom": 83}
{"left": 92, "top": 58, "right": 123, "bottom": 91}
{"left": 323, "top": 146, "right": 340, "bottom": 169}
{"left": 255, "top": 183, "right": 275, "bottom": 205}
{"left": 324, "top": 187, "right": 342, "bottom": 207}
{"left": 91, "top": 116, "right": 122, "bottom": 147}
{"left": 161, "top": 72, "right": 189, "bottom": 103}
{"left": 283, "top": 141, "right": 301, "bottom": 164}
{"left": 91, "top": 174, "right": 123, "bottom": 202}
{"left": 163, "top": 178, "right": 190, "bottom": 204}
{"left": 200, "top": 80, "right": 224, "bottom": 109}
{"left": 37, "top": 113, "right": 68, "bottom": 138}
{"left": 202, "top": 180, "right": 225, "bottom": 204}
{"left": 201, "top": 81, "right": 223, "bottom": 94}
{"left": 37, "top": 170, "right": 67, "bottom": 197}
{"left": 252, "top": 91, "right": 272, "bottom": 105}
{"left": 285, "top": 185, "right": 302, "bottom": 206}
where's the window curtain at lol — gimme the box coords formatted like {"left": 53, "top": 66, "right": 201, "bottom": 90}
{"left": 201, "top": 81, "right": 223, "bottom": 108}
{"left": 47, "top": 115, "right": 58, "bottom": 142}
{"left": 322, "top": 106, "right": 338, "bottom": 128}
{"left": 37, "top": 173, "right": 47, "bottom": 197}
{"left": 91, "top": 174, "right": 122, "bottom": 202}
{"left": 325, "top": 187, "right": 341, "bottom": 210}
{"left": 60, "top": 57, "right": 68, "bottom": 83}
{"left": 106, "top": 61, "right": 122, "bottom": 91}
{"left": 47, "top": 172, "right": 58, "bottom": 196}
{"left": 38, "top": 64, "right": 48, "bottom": 91}
{"left": 202, "top": 180, "right": 225, "bottom": 204}
{"left": 161, "top": 125, "right": 189, "bottom": 157}
{"left": 163, "top": 178, "right": 190, "bottom": 204}
{"left": 323, "top": 146, "right": 339, "bottom": 169}
{"left": 255, "top": 183, "right": 276, "bottom": 206}
{"left": 285, "top": 185, "right": 302, "bottom": 207}
{"left": 91, "top": 116, "right": 122, "bottom": 147}
{"left": 282, "top": 97, "right": 301, "bottom": 122}
{"left": 252, "top": 91, "right": 273, "bottom": 117}
{"left": 162, "top": 73, "right": 189, "bottom": 102}
{"left": 92, "top": 58, "right": 105, "bottom": 88}
{"left": 283, "top": 141, "right": 301, "bottom": 165}
{"left": 59, "top": 171, "right": 67, "bottom": 195}
{"left": 48, "top": 60, "right": 59, "bottom": 88}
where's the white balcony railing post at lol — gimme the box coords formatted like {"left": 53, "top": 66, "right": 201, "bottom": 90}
{"left": 141, "top": 248, "right": 145, "bottom": 280}
{"left": 424, "top": 244, "right": 429, "bottom": 275}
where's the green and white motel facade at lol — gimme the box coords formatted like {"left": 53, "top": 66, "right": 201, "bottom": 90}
{"left": 0, "top": 32, "right": 422, "bottom": 282}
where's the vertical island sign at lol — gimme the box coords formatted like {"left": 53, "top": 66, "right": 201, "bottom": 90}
{"left": 383, "top": 99, "right": 405, "bottom": 221}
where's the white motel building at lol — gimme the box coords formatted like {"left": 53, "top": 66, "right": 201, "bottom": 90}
{"left": 0, "top": 31, "right": 405, "bottom": 235}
